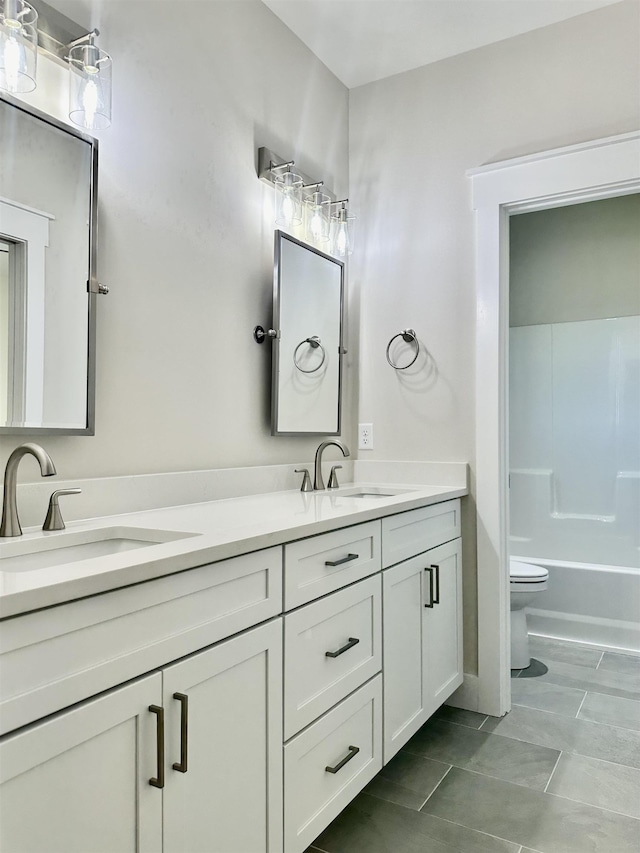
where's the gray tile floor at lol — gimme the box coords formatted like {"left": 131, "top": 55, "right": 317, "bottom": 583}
{"left": 307, "top": 636, "right": 640, "bottom": 853}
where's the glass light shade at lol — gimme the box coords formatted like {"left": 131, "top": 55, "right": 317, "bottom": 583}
{"left": 304, "top": 190, "right": 331, "bottom": 243}
{"left": 68, "top": 42, "right": 112, "bottom": 130}
{"left": 274, "top": 171, "right": 303, "bottom": 227}
{"left": 331, "top": 204, "right": 356, "bottom": 257}
{"left": 0, "top": 0, "right": 37, "bottom": 94}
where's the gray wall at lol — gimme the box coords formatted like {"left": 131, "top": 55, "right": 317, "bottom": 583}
{"left": 510, "top": 193, "right": 640, "bottom": 327}
{"left": 2, "top": 0, "right": 351, "bottom": 476}
{"left": 349, "top": 0, "right": 640, "bottom": 673}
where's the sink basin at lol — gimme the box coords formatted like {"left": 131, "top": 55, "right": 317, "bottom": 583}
{"left": 0, "top": 527, "right": 197, "bottom": 573}
{"left": 336, "top": 487, "right": 414, "bottom": 499}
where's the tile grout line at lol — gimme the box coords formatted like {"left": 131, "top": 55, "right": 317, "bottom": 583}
{"left": 543, "top": 783, "right": 640, "bottom": 822}
{"left": 417, "top": 805, "right": 527, "bottom": 848}
{"left": 439, "top": 715, "right": 489, "bottom": 731}
{"left": 544, "top": 750, "right": 563, "bottom": 793}
{"left": 478, "top": 722, "right": 640, "bottom": 767}
{"left": 574, "top": 690, "right": 589, "bottom": 719}
{"left": 418, "top": 764, "right": 453, "bottom": 810}
{"left": 487, "top": 691, "right": 640, "bottom": 735}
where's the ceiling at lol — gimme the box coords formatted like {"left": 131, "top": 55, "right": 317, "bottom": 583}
{"left": 261, "top": 0, "right": 624, "bottom": 88}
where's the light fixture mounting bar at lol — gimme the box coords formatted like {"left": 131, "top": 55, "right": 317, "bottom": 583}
{"left": 257, "top": 147, "right": 336, "bottom": 203}
{"left": 28, "top": 0, "right": 90, "bottom": 65}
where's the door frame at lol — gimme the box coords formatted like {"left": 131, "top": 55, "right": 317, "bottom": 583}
{"left": 468, "top": 131, "right": 640, "bottom": 717}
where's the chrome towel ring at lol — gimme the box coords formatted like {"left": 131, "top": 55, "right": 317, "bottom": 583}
{"left": 294, "top": 336, "right": 326, "bottom": 373}
{"left": 386, "top": 329, "right": 420, "bottom": 370}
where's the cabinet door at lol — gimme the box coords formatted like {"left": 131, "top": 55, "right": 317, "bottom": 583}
{"left": 423, "top": 538, "right": 463, "bottom": 718}
{"left": 382, "top": 554, "right": 428, "bottom": 763}
{"left": 162, "top": 619, "right": 283, "bottom": 853}
{"left": 0, "top": 673, "right": 163, "bottom": 853}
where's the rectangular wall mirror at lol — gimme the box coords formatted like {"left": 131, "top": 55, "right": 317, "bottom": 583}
{"left": 272, "top": 231, "right": 344, "bottom": 435}
{"left": 0, "top": 94, "right": 97, "bottom": 434}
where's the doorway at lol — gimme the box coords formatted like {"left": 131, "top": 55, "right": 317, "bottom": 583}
{"left": 470, "top": 132, "right": 640, "bottom": 716}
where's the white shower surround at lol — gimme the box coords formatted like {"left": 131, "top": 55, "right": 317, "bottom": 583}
{"left": 470, "top": 131, "right": 640, "bottom": 717}
{"left": 510, "top": 316, "right": 640, "bottom": 570}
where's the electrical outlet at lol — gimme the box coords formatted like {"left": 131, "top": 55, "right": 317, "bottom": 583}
{"left": 358, "top": 423, "right": 373, "bottom": 450}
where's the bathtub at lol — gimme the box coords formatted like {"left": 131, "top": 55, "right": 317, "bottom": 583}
{"left": 514, "top": 556, "right": 640, "bottom": 654}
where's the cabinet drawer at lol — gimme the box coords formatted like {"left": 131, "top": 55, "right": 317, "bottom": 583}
{"left": 284, "top": 675, "right": 382, "bottom": 853}
{"left": 0, "top": 547, "right": 282, "bottom": 736}
{"left": 284, "top": 521, "right": 380, "bottom": 610}
{"left": 284, "top": 575, "right": 381, "bottom": 739}
{"left": 382, "top": 499, "right": 460, "bottom": 567}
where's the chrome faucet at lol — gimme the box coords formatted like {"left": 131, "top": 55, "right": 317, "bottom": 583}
{"left": 314, "top": 440, "right": 350, "bottom": 490}
{"left": 1, "top": 443, "right": 56, "bottom": 537}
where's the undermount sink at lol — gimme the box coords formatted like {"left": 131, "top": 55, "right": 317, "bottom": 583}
{"left": 0, "top": 527, "right": 197, "bottom": 573}
{"left": 336, "top": 487, "right": 414, "bottom": 499}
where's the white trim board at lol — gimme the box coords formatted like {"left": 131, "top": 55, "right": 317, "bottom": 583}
{"left": 469, "top": 132, "right": 640, "bottom": 717}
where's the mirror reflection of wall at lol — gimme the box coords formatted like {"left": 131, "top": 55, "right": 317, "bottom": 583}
{"left": 0, "top": 241, "right": 8, "bottom": 424}
{"left": 273, "top": 233, "right": 344, "bottom": 435}
{"left": 0, "top": 97, "right": 94, "bottom": 432}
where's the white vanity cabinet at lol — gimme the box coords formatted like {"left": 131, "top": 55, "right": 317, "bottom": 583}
{"left": 382, "top": 501, "right": 463, "bottom": 763}
{"left": 282, "top": 525, "right": 384, "bottom": 853}
{"left": 0, "top": 492, "right": 466, "bottom": 853}
{"left": 0, "top": 673, "right": 163, "bottom": 853}
{"left": 0, "top": 619, "right": 283, "bottom": 853}
{"left": 162, "top": 619, "right": 283, "bottom": 853}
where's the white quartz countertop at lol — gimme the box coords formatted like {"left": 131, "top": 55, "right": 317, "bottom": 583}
{"left": 0, "top": 482, "right": 467, "bottom": 619}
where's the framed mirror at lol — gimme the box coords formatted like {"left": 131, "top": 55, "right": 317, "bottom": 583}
{"left": 271, "top": 231, "right": 344, "bottom": 435}
{"left": 0, "top": 93, "right": 98, "bottom": 434}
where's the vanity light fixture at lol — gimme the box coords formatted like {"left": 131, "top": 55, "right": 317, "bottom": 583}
{"left": 257, "top": 146, "right": 356, "bottom": 256}
{"left": 304, "top": 185, "right": 331, "bottom": 243}
{"left": 274, "top": 165, "right": 303, "bottom": 228}
{"left": 0, "top": 0, "right": 38, "bottom": 94}
{"left": 67, "top": 30, "right": 111, "bottom": 129}
{"left": 0, "top": 0, "right": 112, "bottom": 129}
{"left": 331, "top": 200, "right": 356, "bottom": 257}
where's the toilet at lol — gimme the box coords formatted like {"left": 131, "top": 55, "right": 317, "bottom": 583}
{"left": 510, "top": 559, "right": 549, "bottom": 669}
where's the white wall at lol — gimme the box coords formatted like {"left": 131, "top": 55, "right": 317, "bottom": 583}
{"left": 1, "top": 0, "right": 351, "bottom": 475}
{"left": 349, "top": 0, "right": 640, "bottom": 672}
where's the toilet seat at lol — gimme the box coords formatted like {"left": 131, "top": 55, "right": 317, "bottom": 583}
{"left": 510, "top": 560, "right": 548, "bottom": 584}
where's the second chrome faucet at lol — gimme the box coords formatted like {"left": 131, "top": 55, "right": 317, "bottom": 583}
{"left": 313, "top": 440, "right": 350, "bottom": 490}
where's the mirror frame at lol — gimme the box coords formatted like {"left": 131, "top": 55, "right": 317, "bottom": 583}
{"left": 0, "top": 92, "right": 98, "bottom": 436}
{"left": 271, "top": 231, "right": 345, "bottom": 436}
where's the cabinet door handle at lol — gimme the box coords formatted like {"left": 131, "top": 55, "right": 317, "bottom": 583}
{"left": 325, "top": 745, "right": 360, "bottom": 774}
{"left": 172, "top": 692, "right": 189, "bottom": 773}
{"left": 431, "top": 563, "right": 440, "bottom": 605}
{"left": 149, "top": 705, "right": 165, "bottom": 788}
{"left": 325, "top": 637, "right": 360, "bottom": 658}
{"left": 424, "top": 566, "right": 435, "bottom": 607}
{"left": 325, "top": 553, "right": 359, "bottom": 567}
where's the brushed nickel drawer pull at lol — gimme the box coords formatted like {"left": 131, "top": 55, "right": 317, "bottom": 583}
{"left": 149, "top": 704, "right": 165, "bottom": 788}
{"left": 325, "top": 637, "right": 360, "bottom": 658}
{"left": 424, "top": 566, "right": 435, "bottom": 608}
{"left": 325, "top": 745, "right": 360, "bottom": 774}
{"left": 172, "top": 692, "right": 188, "bottom": 773}
{"left": 325, "top": 553, "right": 359, "bottom": 567}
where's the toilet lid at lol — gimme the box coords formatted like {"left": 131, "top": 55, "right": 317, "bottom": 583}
{"left": 510, "top": 560, "right": 549, "bottom": 582}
